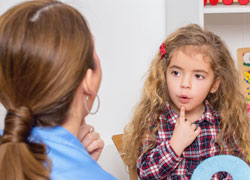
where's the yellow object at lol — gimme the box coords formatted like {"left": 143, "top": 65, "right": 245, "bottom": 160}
{"left": 244, "top": 72, "right": 250, "bottom": 82}
{"left": 112, "top": 134, "right": 138, "bottom": 180}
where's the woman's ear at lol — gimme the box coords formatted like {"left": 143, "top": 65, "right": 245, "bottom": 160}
{"left": 210, "top": 77, "right": 222, "bottom": 93}
{"left": 81, "top": 68, "right": 95, "bottom": 96}
{"left": 79, "top": 48, "right": 102, "bottom": 97}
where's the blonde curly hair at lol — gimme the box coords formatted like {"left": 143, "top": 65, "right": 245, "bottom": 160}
{"left": 122, "top": 24, "right": 250, "bottom": 172}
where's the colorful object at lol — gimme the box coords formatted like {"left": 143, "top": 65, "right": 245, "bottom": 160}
{"left": 244, "top": 72, "right": 250, "bottom": 84}
{"left": 223, "top": 0, "right": 234, "bottom": 5}
{"left": 210, "top": 0, "right": 219, "bottom": 5}
{"left": 247, "top": 104, "right": 250, "bottom": 119}
{"left": 239, "top": 0, "right": 249, "bottom": 5}
{"left": 204, "top": 0, "right": 207, "bottom": 6}
{"left": 191, "top": 155, "right": 250, "bottom": 180}
{"left": 243, "top": 52, "right": 250, "bottom": 66}
{"left": 160, "top": 43, "right": 167, "bottom": 59}
{"left": 205, "top": 0, "right": 249, "bottom": 5}
{"left": 238, "top": 48, "right": 250, "bottom": 105}
{"left": 246, "top": 88, "right": 250, "bottom": 101}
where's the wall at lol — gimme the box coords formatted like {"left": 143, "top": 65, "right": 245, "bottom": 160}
{"left": 0, "top": 0, "right": 167, "bottom": 179}
{"left": 204, "top": 13, "right": 250, "bottom": 67}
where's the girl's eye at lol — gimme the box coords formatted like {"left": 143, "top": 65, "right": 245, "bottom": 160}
{"left": 171, "top": 71, "right": 180, "bottom": 76}
{"left": 195, "top": 74, "right": 204, "bottom": 79}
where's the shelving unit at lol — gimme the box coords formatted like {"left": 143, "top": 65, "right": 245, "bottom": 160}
{"left": 166, "top": 0, "right": 250, "bottom": 65}
{"left": 204, "top": 4, "right": 250, "bottom": 14}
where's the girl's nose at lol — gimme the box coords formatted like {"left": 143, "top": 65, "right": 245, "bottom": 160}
{"left": 180, "top": 76, "right": 191, "bottom": 89}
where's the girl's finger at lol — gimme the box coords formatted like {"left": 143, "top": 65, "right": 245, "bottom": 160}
{"left": 179, "top": 106, "right": 186, "bottom": 123}
{"left": 190, "top": 123, "right": 197, "bottom": 131}
{"left": 194, "top": 126, "right": 201, "bottom": 135}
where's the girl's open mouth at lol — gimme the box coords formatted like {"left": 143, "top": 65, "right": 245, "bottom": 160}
{"left": 179, "top": 95, "right": 190, "bottom": 103}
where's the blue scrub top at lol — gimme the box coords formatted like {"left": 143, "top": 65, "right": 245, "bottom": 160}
{"left": 1, "top": 126, "right": 117, "bottom": 180}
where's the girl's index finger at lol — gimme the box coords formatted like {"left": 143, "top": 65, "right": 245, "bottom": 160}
{"left": 179, "top": 106, "right": 186, "bottom": 123}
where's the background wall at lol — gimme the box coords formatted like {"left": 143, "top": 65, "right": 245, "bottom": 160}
{"left": 0, "top": 0, "right": 167, "bottom": 179}
{"left": 204, "top": 13, "right": 250, "bottom": 67}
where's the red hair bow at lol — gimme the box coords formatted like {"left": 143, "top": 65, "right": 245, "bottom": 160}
{"left": 160, "top": 43, "right": 166, "bottom": 59}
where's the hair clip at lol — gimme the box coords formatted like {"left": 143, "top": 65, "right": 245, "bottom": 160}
{"left": 160, "top": 43, "right": 167, "bottom": 59}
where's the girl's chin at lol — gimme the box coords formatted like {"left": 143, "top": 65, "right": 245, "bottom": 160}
{"left": 176, "top": 104, "right": 192, "bottom": 112}
{"left": 170, "top": 100, "right": 192, "bottom": 111}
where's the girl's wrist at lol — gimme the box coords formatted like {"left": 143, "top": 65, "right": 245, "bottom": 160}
{"left": 170, "top": 138, "right": 184, "bottom": 156}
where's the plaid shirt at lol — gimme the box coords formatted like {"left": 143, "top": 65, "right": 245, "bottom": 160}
{"left": 137, "top": 100, "right": 234, "bottom": 180}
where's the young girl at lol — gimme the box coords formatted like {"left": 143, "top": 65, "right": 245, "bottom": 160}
{"left": 122, "top": 24, "right": 250, "bottom": 179}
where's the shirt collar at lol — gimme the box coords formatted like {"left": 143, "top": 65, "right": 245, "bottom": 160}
{"left": 30, "top": 126, "right": 87, "bottom": 153}
{"left": 163, "top": 100, "right": 219, "bottom": 125}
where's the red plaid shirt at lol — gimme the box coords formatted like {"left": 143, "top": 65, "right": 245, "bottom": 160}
{"left": 137, "top": 100, "right": 235, "bottom": 180}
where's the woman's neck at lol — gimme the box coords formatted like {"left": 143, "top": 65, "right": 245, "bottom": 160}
{"left": 62, "top": 113, "right": 84, "bottom": 137}
{"left": 62, "top": 94, "right": 86, "bottom": 137}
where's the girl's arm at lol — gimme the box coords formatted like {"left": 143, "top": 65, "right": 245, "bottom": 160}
{"left": 137, "top": 107, "right": 201, "bottom": 179}
{"left": 136, "top": 139, "right": 182, "bottom": 179}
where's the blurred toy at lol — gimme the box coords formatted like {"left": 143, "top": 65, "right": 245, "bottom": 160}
{"left": 237, "top": 48, "right": 250, "bottom": 105}
{"left": 247, "top": 87, "right": 250, "bottom": 97}
{"left": 209, "top": 0, "right": 219, "bottom": 5}
{"left": 204, "top": 0, "right": 207, "bottom": 6}
{"left": 223, "top": 0, "right": 233, "bottom": 5}
{"left": 239, "top": 0, "right": 249, "bottom": 5}
{"left": 191, "top": 155, "right": 250, "bottom": 180}
{"left": 204, "top": 0, "right": 249, "bottom": 5}
{"left": 243, "top": 52, "right": 250, "bottom": 66}
{"left": 244, "top": 72, "right": 250, "bottom": 84}
{"left": 247, "top": 104, "right": 250, "bottom": 119}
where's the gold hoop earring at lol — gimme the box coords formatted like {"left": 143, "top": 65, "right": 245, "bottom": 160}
{"left": 84, "top": 95, "right": 100, "bottom": 115}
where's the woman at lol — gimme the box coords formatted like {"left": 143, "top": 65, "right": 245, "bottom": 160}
{"left": 0, "top": 0, "right": 116, "bottom": 179}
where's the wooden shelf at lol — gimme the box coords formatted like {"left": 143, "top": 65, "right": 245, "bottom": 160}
{"left": 204, "top": 4, "right": 250, "bottom": 14}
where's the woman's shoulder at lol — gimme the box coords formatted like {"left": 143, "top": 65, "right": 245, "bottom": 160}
{"left": 31, "top": 126, "right": 117, "bottom": 180}
{"left": 49, "top": 152, "right": 116, "bottom": 180}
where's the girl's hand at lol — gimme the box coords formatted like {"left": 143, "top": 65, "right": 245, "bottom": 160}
{"left": 78, "top": 124, "right": 104, "bottom": 161}
{"left": 170, "top": 107, "right": 201, "bottom": 156}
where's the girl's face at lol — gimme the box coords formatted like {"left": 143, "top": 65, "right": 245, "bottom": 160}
{"left": 166, "top": 49, "right": 220, "bottom": 115}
